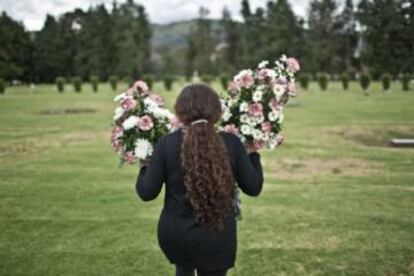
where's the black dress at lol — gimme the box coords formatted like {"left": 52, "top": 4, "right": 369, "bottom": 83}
{"left": 136, "top": 129, "right": 263, "bottom": 270}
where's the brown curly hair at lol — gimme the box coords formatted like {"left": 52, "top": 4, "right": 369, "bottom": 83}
{"left": 175, "top": 84, "right": 234, "bottom": 231}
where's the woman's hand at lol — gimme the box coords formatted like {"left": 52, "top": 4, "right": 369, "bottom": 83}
{"left": 244, "top": 142, "right": 257, "bottom": 154}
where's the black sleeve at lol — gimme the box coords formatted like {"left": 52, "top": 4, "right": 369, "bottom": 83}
{"left": 135, "top": 136, "right": 166, "bottom": 201}
{"left": 234, "top": 137, "right": 264, "bottom": 196}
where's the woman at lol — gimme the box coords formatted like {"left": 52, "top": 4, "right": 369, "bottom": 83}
{"left": 136, "top": 84, "right": 263, "bottom": 276}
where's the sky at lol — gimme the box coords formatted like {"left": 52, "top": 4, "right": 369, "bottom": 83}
{"left": 0, "top": 0, "right": 312, "bottom": 31}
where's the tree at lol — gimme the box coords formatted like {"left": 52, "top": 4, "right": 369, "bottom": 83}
{"left": 357, "top": 0, "right": 408, "bottom": 77}
{"left": 0, "top": 12, "right": 31, "bottom": 81}
{"left": 219, "top": 7, "right": 243, "bottom": 74}
{"left": 307, "top": 0, "right": 339, "bottom": 74}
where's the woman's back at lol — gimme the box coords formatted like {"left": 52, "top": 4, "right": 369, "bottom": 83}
{"left": 136, "top": 129, "right": 263, "bottom": 271}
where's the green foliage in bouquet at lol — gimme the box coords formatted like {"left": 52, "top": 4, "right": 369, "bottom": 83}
{"left": 201, "top": 74, "right": 213, "bottom": 84}
{"left": 109, "top": 75, "right": 118, "bottom": 91}
{"left": 90, "top": 75, "right": 99, "bottom": 92}
{"left": 163, "top": 75, "right": 174, "bottom": 91}
{"left": 317, "top": 73, "right": 329, "bottom": 91}
{"left": 220, "top": 74, "right": 229, "bottom": 90}
{"left": 0, "top": 78, "right": 5, "bottom": 94}
{"left": 298, "top": 73, "right": 310, "bottom": 90}
{"left": 380, "top": 73, "right": 392, "bottom": 91}
{"left": 360, "top": 73, "right": 371, "bottom": 91}
{"left": 55, "top": 76, "right": 65, "bottom": 93}
{"left": 72, "top": 77, "right": 82, "bottom": 93}
{"left": 341, "top": 73, "right": 349, "bottom": 90}
{"left": 401, "top": 73, "right": 411, "bottom": 91}
{"left": 142, "top": 75, "right": 154, "bottom": 89}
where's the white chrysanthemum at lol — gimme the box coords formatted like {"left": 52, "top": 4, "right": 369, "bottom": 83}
{"left": 122, "top": 115, "right": 139, "bottom": 130}
{"left": 268, "top": 137, "right": 278, "bottom": 149}
{"left": 113, "top": 92, "right": 126, "bottom": 102}
{"left": 222, "top": 110, "right": 232, "bottom": 122}
{"left": 280, "top": 55, "right": 287, "bottom": 62}
{"left": 143, "top": 97, "right": 158, "bottom": 108}
{"left": 256, "top": 114, "right": 265, "bottom": 124}
{"left": 239, "top": 135, "right": 247, "bottom": 143}
{"left": 239, "top": 102, "right": 249, "bottom": 112}
{"left": 260, "top": 132, "right": 270, "bottom": 142}
{"left": 134, "top": 139, "right": 153, "bottom": 160}
{"left": 252, "top": 90, "right": 263, "bottom": 102}
{"left": 240, "top": 114, "right": 249, "bottom": 124}
{"left": 113, "top": 107, "right": 124, "bottom": 121}
{"left": 258, "top": 60, "right": 269, "bottom": 69}
{"left": 148, "top": 106, "right": 174, "bottom": 120}
{"left": 252, "top": 129, "right": 262, "bottom": 140}
{"left": 268, "top": 110, "right": 280, "bottom": 122}
{"left": 273, "top": 84, "right": 285, "bottom": 101}
{"left": 241, "top": 124, "right": 252, "bottom": 135}
{"left": 247, "top": 116, "right": 257, "bottom": 126}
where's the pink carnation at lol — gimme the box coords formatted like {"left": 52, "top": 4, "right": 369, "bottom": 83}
{"left": 261, "top": 122, "right": 272, "bottom": 133}
{"left": 286, "top": 57, "right": 300, "bottom": 73}
{"left": 137, "top": 115, "right": 154, "bottom": 131}
{"left": 123, "top": 151, "right": 136, "bottom": 164}
{"left": 170, "top": 116, "right": 183, "bottom": 129}
{"left": 275, "top": 77, "right": 287, "bottom": 85}
{"left": 276, "top": 134, "right": 284, "bottom": 145}
{"left": 133, "top": 80, "right": 149, "bottom": 95}
{"left": 121, "top": 97, "right": 137, "bottom": 111}
{"left": 248, "top": 103, "right": 263, "bottom": 117}
{"left": 149, "top": 93, "right": 165, "bottom": 106}
{"left": 257, "top": 69, "right": 272, "bottom": 80}
{"left": 224, "top": 124, "right": 239, "bottom": 135}
{"left": 269, "top": 98, "right": 282, "bottom": 111}
{"left": 288, "top": 82, "right": 298, "bottom": 96}
{"left": 238, "top": 72, "right": 254, "bottom": 89}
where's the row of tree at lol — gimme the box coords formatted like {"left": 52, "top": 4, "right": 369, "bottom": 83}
{"left": 0, "top": 0, "right": 151, "bottom": 83}
{"left": 187, "top": 0, "right": 414, "bottom": 78}
{"left": 0, "top": 0, "right": 413, "bottom": 83}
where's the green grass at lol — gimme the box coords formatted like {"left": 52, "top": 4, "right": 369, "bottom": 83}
{"left": 0, "top": 81, "right": 413, "bottom": 275}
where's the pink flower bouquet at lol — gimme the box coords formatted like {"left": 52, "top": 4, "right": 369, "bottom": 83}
{"left": 219, "top": 55, "right": 300, "bottom": 150}
{"left": 111, "top": 80, "right": 179, "bottom": 165}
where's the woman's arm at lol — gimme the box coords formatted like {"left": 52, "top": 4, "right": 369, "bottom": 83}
{"left": 135, "top": 136, "right": 166, "bottom": 201}
{"left": 234, "top": 138, "right": 264, "bottom": 196}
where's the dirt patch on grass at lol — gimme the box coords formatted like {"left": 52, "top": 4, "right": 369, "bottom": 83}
{"left": 0, "top": 129, "right": 108, "bottom": 163}
{"left": 39, "top": 108, "right": 97, "bottom": 115}
{"left": 338, "top": 126, "right": 414, "bottom": 147}
{"left": 265, "top": 158, "right": 384, "bottom": 180}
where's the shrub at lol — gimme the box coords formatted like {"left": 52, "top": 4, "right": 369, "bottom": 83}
{"left": 55, "top": 76, "right": 65, "bottom": 92}
{"left": 163, "top": 75, "right": 174, "bottom": 91}
{"left": 317, "top": 73, "right": 329, "bottom": 91}
{"left": 90, "top": 75, "right": 99, "bottom": 92}
{"left": 109, "top": 75, "right": 118, "bottom": 91}
{"left": 359, "top": 73, "right": 371, "bottom": 91}
{"left": 401, "top": 73, "right": 411, "bottom": 91}
{"left": 298, "top": 74, "right": 310, "bottom": 90}
{"left": 142, "top": 75, "right": 154, "bottom": 89}
{"left": 0, "top": 78, "right": 5, "bottom": 94}
{"left": 220, "top": 74, "right": 229, "bottom": 90}
{"left": 380, "top": 73, "right": 392, "bottom": 91}
{"left": 201, "top": 74, "right": 213, "bottom": 84}
{"left": 73, "top": 76, "right": 82, "bottom": 92}
{"left": 341, "top": 73, "right": 349, "bottom": 90}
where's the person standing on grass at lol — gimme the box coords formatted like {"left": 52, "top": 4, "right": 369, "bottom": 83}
{"left": 136, "top": 84, "right": 263, "bottom": 276}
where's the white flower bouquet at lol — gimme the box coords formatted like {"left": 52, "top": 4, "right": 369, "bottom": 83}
{"left": 111, "top": 80, "right": 180, "bottom": 165}
{"left": 219, "top": 55, "right": 301, "bottom": 150}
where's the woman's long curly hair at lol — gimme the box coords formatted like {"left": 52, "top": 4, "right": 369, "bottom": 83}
{"left": 175, "top": 84, "right": 234, "bottom": 231}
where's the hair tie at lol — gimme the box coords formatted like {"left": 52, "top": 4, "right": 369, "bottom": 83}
{"left": 191, "top": 119, "right": 208, "bottom": 126}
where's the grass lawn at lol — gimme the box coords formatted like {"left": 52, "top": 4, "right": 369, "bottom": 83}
{"left": 0, "top": 80, "right": 413, "bottom": 275}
